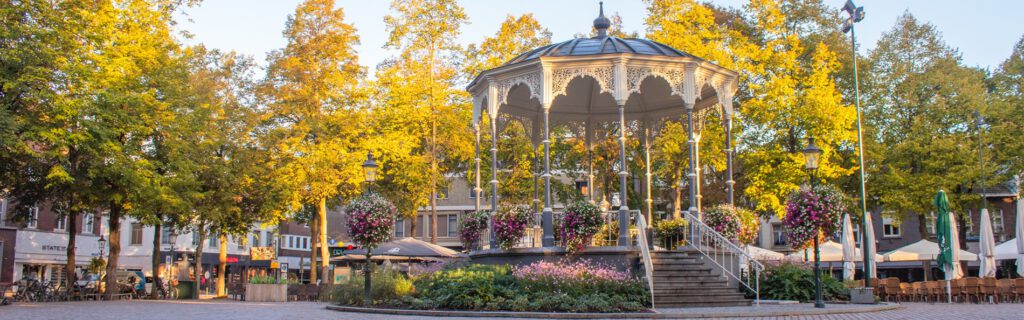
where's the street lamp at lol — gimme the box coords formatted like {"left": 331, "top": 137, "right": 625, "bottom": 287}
{"left": 97, "top": 234, "right": 107, "bottom": 258}
{"left": 842, "top": 0, "right": 874, "bottom": 290}
{"left": 362, "top": 151, "right": 378, "bottom": 185}
{"left": 802, "top": 137, "right": 825, "bottom": 309}
{"left": 975, "top": 110, "right": 987, "bottom": 211}
{"left": 360, "top": 150, "right": 378, "bottom": 304}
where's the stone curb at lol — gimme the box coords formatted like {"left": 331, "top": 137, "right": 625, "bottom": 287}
{"left": 325, "top": 303, "right": 901, "bottom": 319}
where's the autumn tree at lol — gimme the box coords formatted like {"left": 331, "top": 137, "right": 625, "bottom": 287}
{"left": 377, "top": 0, "right": 471, "bottom": 243}
{"left": 262, "top": 0, "right": 365, "bottom": 284}
{"left": 988, "top": 36, "right": 1024, "bottom": 185}
{"left": 863, "top": 13, "right": 991, "bottom": 226}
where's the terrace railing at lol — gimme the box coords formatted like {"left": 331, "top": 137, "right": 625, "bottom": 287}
{"left": 634, "top": 213, "right": 655, "bottom": 308}
{"left": 681, "top": 211, "right": 762, "bottom": 305}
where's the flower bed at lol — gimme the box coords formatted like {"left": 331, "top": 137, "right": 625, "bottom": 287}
{"left": 334, "top": 260, "right": 649, "bottom": 313}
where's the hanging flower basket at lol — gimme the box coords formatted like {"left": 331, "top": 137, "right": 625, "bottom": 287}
{"left": 345, "top": 192, "right": 397, "bottom": 250}
{"left": 493, "top": 206, "right": 532, "bottom": 250}
{"left": 557, "top": 201, "right": 602, "bottom": 253}
{"left": 784, "top": 184, "right": 846, "bottom": 250}
{"left": 704, "top": 204, "right": 760, "bottom": 245}
{"left": 459, "top": 210, "right": 490, "bottom": 250}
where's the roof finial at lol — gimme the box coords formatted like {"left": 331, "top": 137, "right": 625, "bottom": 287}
{"left": 593, "top": 1, "right": 611, "bottom": 38}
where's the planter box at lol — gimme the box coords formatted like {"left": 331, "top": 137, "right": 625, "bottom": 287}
{"left": 849, "top": 287, "right": 875, "bottom": 304}
{"left": 245, "top": 284, "right": 287, "bottom": 302}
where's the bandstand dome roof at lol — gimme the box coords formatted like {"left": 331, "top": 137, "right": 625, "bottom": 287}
{"left": 467, "top": 2, "right": 739, "bottom": 126}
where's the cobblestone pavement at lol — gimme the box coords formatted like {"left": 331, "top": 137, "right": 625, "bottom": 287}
{"left": 0, "top": 300, "right": 1021, "bottom": 320}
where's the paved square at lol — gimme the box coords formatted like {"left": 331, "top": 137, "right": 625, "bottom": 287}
{"left": 0, "top": 300, "right": 1021, "bottom": 320}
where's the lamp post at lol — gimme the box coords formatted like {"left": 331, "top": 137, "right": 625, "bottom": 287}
{"left": 842, "top": 0, "right": 873, "bottom": 289}
{"left": 803, "top": 137, "right": 824, "bottom": 308}
{"left": 975, "top": 110, "right": 987, "bottom": 211}
{"left": 98, "top": 234, "right": 107, "bottom": 258}
{"left": 361, "top": 151, "right": 378, "bottom": 305}
{"left": 168, "top": 230, "right": 178, "bottom": 289}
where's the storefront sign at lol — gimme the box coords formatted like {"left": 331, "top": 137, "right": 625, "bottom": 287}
{"left": 270, "top": 260, "right": 279, "bottom": 269}
{"left": 42, "top": 245, "right": 67, "bottom": 252}
{"left": 225, "top": 256, "right": 239, "bottom": 263}
{"left": 250, "top": 246, "right": 274, "bottom": 261}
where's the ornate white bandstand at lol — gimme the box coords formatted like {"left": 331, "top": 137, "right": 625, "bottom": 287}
{"left": 466, "top": 4, "right": 739, "bottom": 248}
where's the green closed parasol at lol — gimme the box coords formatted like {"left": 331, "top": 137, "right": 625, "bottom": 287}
{"left": 934, "top": 190, "right": 954, "bottom": 303}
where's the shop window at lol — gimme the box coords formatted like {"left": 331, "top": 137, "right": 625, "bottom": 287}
{"left": 161, "top": 227, "right": 172, "bottom": 245}
{"left": 130, "top": 222, "right": 143, "bottom": 245}
{"left": 772, "top": 223, "right": 786, "bottom": 246}
{"left": 27, "top": 206, "right": 39, "bottom": 229}
{"left": 288, "top": 236, "right": 295, "bottom": 249}
{"left": 925, "top": 212, "right": 936, "bottom": 236}
{"left": 882, "top": 217, "right": 901, "bottom": 238}
{"left": 209, "top": 232, "right": 219, "bottom": 248}
{"left": 447, "top": 215, "right": 458, "bottom": 238}
{"left": 395, "top": 218, "right": 405, "bottom": 238}
{"left": 83, "top": 213, "right": 95, "bottom": 234}
{"left": 0, "top": 198, "right": 7, "bottom": 226}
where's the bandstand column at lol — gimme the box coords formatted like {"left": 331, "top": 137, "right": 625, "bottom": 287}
{"left": 643, "top": 121, "right": 653, "bottom": 225}
{"left": 541, "top": 107, "right": 555, "bottom": 247}
{"left": 685, "top": 103, "right": 699, "bottom": 220}
{"left": 474, "top": 123, "right": 482, "bottom": 211}
{"left": 724, "top": 114, "right": 735, "bottom": 206}
{"left": 586, "top": 120, "right": 595, "bottom": 204}
{"left": 617, "top": 104, "right": 631, "bottom": 246}
{"left": 489, "top": 115, "right": 499, "bottom": 249}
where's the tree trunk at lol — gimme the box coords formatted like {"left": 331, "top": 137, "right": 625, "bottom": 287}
{"left": 309, "top": 214, "right": 318, "bottom": 284}
{"left": 408, "top": 212, "right": 417, "bottom": 239}
{"left": 318, "top": 198, "right": 329, "bottom": 284}
{"left": 194, "top": 225, "right": 205, "bottom": 300}
{"left": 150, "top": 221, "right": 162, "bottom": 299}
{"left": 65, "top": 211, "right": 78, "bottom": 301}
{"left": 104, "top": 201, "right": 122, "bottom": 300}
{"left": 217, "top": 234, "right": 226, "bottom": 297}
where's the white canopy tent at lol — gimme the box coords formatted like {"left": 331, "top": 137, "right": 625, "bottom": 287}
{"left": 786, "top": 240, "right": 884, "bottom": 263}
{"left": 882, "top": 239, "right": 978, "bottom": 262}
{"left": 744, "top": 245, "right": 785, "bottom": 261}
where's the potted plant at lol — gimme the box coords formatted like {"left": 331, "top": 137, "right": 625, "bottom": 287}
{"left": 654, "top": 219, "right": 688, "bottom": 250}
{"left": 459, "top": 210, "right": 489, "bottom": 251}
{"left": 245, "top": 275, "right": 287, "bottom": 302}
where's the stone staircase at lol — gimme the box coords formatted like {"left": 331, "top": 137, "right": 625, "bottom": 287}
{"left": 650, "top": 250, "right": 752, "bottom": 308}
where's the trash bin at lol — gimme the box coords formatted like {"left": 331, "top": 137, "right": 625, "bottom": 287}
{"left": 176, "top": 280, "right": 195, "bottom": 299}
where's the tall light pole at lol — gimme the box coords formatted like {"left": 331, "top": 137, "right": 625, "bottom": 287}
{"left": 361, "top": 151, "right": 378, "bottom": 305}
{"left": 803, "top": 137, "right": 824, "bottom": 309}
{"left": 842, "top": 0, "right": 872, "bottom": 289}
{"left": 976, "top": 111, "right": 987, "bottom": 210}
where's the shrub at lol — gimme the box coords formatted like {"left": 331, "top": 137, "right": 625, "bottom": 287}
{"left": 410, "top": 264, "right": 519, "bottom": 310}
{"left": 249, "top": 275, "right": 277, "bottom": 284}
{"left": 334, "top": 264, "right": 414, "bottom": 306}
{"left": 493, "top": 206, "right": 532, "bottom": 250}
{"left": 756, "top": 261, "right": 848, "bottom": 302}
{"left": 784, "top": 184, "right": 846, "bottom": 250}
{"left": 459, "top": 210, "right": 489, "bottom": 250}
{"left": 557, "top": 201, "right": 602, "bottom": 253}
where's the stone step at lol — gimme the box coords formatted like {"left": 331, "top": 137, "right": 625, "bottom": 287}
{"left": 653, "top": 268, "right": 714, "bottom": 275}
{"left": 653, "top": 287, "right": 739, "bottom": 294}
{"left": 654, "top": 299, "right": 752, "bottom": 308}
{"left": 652, "top": 264, "right": 710, "bottom": 271}
{"left": 650, "top": 279, "right": 729, "bottom": 287}
{"left": 651, "top": 259, "right": 702, "bottom": 265}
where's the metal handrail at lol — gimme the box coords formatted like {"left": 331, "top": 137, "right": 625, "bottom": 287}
{"left": 635, "top": 214, "right": 655, "bottom": 309}
{"left": 683, "top": 211, "right": 763, "bottom": 305}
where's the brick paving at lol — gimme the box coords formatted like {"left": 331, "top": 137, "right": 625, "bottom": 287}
{"left": 0, "top": 300, "right": 1020, "bottom": 320}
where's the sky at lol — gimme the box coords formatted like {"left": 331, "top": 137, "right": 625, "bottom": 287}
{"left": 177, "top": 0, "right": 1023, "bottom": 73}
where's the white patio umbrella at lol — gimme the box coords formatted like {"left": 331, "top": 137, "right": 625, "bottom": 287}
{"left": 744, "top": 245, "right": 785, "bottom": 261}
{"left": 948, "top": 211, "right": 964, "bottom": 279}
{"left": 882, "top": 239, "right": 979, "bottom": 262}
{"left": 863, "top": 212, "right": 878, "bottom": 279}
{"left": 786, "top": 240, "right": 883, "bottom": 262}
{"left": 978, "top": 208, "right": 997, "bottom": 278}
{"left": 841, "top": 213, "right": 857, "bottom": 281}
{"left": 994, "top": 239, "right": 1019, "bottom": 260}
{"left": 1018, "top": 199, "right": 1024, "bottom": 276}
